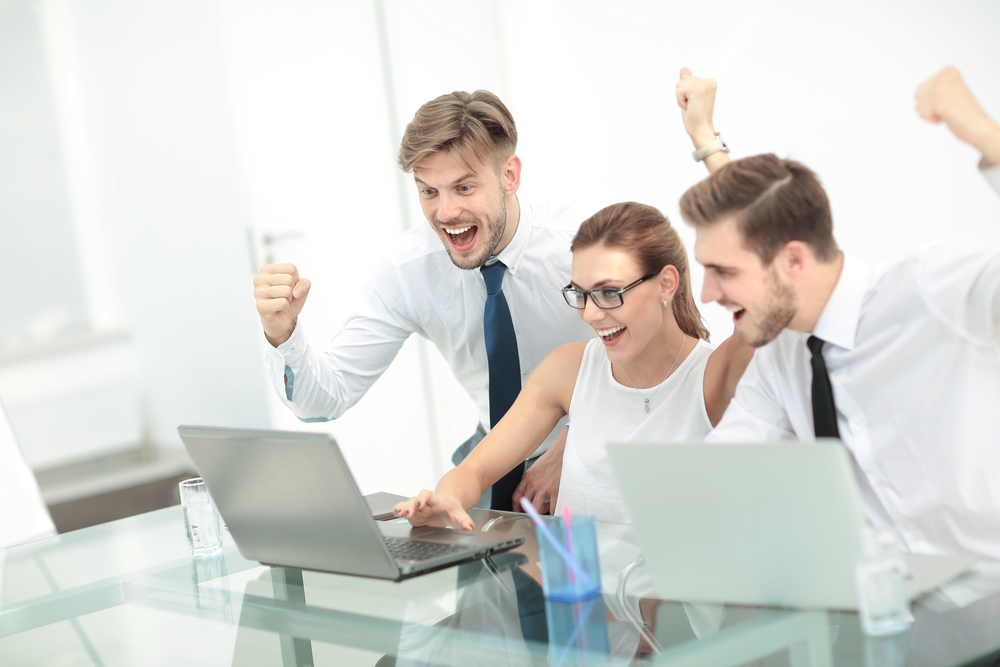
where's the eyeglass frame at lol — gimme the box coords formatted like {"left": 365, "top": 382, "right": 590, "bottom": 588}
{"left": 560, "top": 270, "right": 661, "bottom": 310}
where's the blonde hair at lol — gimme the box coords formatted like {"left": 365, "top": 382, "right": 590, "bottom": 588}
{"left": 398, "top": 90, "right": 517, "bottom": 174}
{"left": 572, "top": 202, "right": 709, "bottom": 341}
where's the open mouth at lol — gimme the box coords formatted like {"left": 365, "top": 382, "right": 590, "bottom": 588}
{"left": 443, "top": 225, "right": 478, "bottom": 252}
{"left": 724, "top": 303, "right": 746, "bottom": 324}
{"left": 596, "top": 325, "right": 626, "bottom": 345}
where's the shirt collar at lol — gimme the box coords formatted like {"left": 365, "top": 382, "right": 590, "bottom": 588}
{"left": 490, "top": 195, "right": 531, "bottom": 275}
{"left": 811, "top": 252, "right": 872, "bottom": 351}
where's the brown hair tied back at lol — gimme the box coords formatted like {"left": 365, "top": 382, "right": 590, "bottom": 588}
{"left": 572, "top": 202, "right": 709, "bottom": 341}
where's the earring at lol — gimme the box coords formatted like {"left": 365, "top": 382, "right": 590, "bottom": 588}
{"left": 663, "top": 300, "right": 670, "bottom": 308}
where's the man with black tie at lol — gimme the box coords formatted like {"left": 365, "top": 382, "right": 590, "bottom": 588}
{"left": 252, "top": 91, "right": 593, "bottom": 512}
{"left": 678, "top": 67, "right": 1000, "bottom": 559}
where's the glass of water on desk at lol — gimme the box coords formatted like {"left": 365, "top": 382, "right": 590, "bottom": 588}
{"left": 856, "top": 528, "right": 911, "bottom": 636}
{"left": 179, "top": 477, "right": 223, "bottom": 558}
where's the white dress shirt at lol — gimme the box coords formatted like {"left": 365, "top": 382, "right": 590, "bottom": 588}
{"left": 709, "top": 166, "right": 1000, "bottom": 559}
{"left": 265, "top": 194, "right": 595, "bottom": 455}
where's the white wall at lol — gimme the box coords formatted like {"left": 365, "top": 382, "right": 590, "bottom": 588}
{"left": 501, "top": 0, "right": 1000, "bottom": 341}
{"left": 5, "top": 0, "right": 1000, "bottom": 491}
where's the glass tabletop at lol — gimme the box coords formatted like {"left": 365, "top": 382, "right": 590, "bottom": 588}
{"left": 2, "top": 506, "right": 1000, "bottom": 666}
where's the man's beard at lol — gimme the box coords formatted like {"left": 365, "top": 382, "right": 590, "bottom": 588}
{"left": 745, "top": 268, "right": 797, "bottom": 348}
{"left": 443, "top": 194, "right": 507, "bottom": 270}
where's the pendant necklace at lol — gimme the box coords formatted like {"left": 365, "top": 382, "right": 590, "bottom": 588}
{"left": 621, "top": 334, "right": 686, "bottom": 413}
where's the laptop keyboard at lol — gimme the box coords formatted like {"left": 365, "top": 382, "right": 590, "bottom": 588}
{"left": 384, "top": 537, "right": 471, "bottom": 562}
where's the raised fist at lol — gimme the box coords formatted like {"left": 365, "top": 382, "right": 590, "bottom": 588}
{"left": 916, "top": 67, "right": 1000, "bottom": 165}
{"left": 676, "top": 67, "right": 719, "bottom": 148}
{"left": 253, "top": 264, "right": 311, "bottom": 346}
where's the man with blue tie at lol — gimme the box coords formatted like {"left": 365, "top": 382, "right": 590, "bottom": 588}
{"left": 253, "top": 90, "right": 593, "bottom": 512}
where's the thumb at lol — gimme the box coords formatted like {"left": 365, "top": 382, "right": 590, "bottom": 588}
{"left": 287, "top": 278, "right": 311, "bottom": 318}
{"left": 292, "top": 278, "right": 311, "bottom": 301}
{"left": 679, "top": 66, "right": 692, "bottom": 80}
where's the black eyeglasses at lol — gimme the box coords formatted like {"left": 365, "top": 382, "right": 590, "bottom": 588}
{"left": 561, "top": 271, "right": 660, "bottom": 310}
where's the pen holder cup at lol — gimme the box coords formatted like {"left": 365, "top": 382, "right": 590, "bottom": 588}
{"left": 536, "top": 515, "right": 609, "bottom": 664}
{"left": 537, "top": 515, "right": 602, "bottom": 600}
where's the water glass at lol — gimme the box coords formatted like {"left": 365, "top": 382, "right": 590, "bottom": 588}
{"left": 856, "top": 529, "right": 911, "bottom": 636}
{"left": 179, "top": 477, "right": 223, "bottom": 558}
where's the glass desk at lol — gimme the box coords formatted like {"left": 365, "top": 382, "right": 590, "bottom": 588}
{"left": 2, "top": 506, "right": 1000, "bottom": 666}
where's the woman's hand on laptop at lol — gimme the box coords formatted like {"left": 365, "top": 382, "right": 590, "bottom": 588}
{"left": 393, "top": 490, "right": 475, "bottom": 531}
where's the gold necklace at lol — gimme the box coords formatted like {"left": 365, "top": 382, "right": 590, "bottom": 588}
{"left": 621, "top": 334, "right": 686, "bottom": 413}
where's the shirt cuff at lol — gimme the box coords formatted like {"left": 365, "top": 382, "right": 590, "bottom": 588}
{"left": 274, "top": 323, "right": 309, "bottom": 366}
{"left": 980, "top": 160, "right": 1000, "bottom": 194}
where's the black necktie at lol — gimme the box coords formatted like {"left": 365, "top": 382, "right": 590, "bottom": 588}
{"left": 807, "top": 335, "right": 841, "bottom": 439}
{"left": 481, "top": 260, "right": 524, "bottom": 511}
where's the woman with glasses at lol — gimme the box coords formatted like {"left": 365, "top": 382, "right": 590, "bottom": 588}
{"left": 395, "top": 201, "right": 754, "bottom": 529}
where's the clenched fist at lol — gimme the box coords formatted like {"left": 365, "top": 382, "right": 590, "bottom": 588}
{"left": 916, "top": 67, "right": 1000, "bottom": 166}
{"left": 676, "top": 67, "right": 719, "bottom": 148}
{"left": 253, "top": 264, "right": 311, "bottom": 346}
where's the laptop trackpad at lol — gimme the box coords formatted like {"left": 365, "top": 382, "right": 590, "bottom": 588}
{"left": 378, "top": 520, "right": 495, "bottom": 546}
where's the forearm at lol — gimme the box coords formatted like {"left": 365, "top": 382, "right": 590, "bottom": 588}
{"left": 267, "top": 316, "right": 408, "bottom": 420}
{"left": 265, "top": 335, "right": 358, "bottom": 420}
{"left": 435, "top": 466, "right": 487, "bottom": 511}
{"left": 540, "top": 426, "right": 566, "bottom": 461}
{"left": 978, "top": 124, "right": 1000, "bottom": 168}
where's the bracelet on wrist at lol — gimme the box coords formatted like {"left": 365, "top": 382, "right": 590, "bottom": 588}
{"left": 692, "top": 133, "right": 730, "bottom": 162}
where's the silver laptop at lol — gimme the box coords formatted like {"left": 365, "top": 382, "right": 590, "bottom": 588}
{"left": 606, "top": 440, "right": 977, "bottom": 610}
{"left": 178, "top": 426, "right": 524, "bottom": 581}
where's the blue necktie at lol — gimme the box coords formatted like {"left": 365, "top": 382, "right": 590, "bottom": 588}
{"left": 481, "top": 260, "right": 524, "bottom": 511}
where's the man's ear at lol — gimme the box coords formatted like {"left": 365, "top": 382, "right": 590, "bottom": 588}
{"left": 502, "top": 154, "right": 521, "bottom": 196}
{"left": 659, "top": 264, "right": 681, "bottom": 302}
{"left": 776, "top": 241, "right": 809, "bottom": 280}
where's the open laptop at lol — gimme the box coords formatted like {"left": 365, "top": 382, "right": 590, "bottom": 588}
{"left": 178, "top": 426, "right": 524, "bottom": 581}
{"left": 606, "top": 440, "right": 977, "bottom": 610}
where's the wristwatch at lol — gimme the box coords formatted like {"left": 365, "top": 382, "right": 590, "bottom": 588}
{"left": 692, "top": 133, "right": 729, "bottom": 162}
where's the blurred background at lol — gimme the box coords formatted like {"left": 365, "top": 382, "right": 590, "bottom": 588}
{"left": 2, "top": 0, "right": 999, "bottom": 530}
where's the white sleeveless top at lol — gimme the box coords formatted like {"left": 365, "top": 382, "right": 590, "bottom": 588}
{"left": 556, "top": 337, "right": 714, "bottom": 525}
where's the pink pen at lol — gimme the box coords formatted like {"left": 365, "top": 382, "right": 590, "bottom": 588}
{"left": 562, "top": 504, "right": 587, "bottom": 664}
{"left": 563, "top": 504, "right": 577, "bottom": 583}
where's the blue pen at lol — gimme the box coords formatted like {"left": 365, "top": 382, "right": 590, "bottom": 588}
{"left": 519, "top": 497, "right": 594, "bottom": 590}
